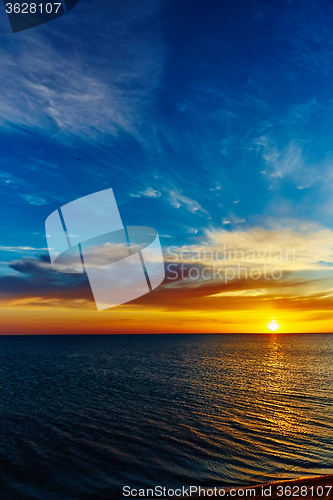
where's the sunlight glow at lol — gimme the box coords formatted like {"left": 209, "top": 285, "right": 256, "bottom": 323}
{"left": 267, "top": 319, "right": 280, "bottom": 332}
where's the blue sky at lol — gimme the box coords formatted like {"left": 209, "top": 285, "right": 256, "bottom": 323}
{"left": 2, "top": 0, "right": 333, "bottom": 331}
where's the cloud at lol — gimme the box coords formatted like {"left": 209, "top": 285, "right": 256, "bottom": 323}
{"left": 202, "top": 225, "right": 333, "bottom": 272}
{"left": 19, "top": 194, "right": 50, "bottom": 206}
{"left": 0, "top": 170, "right": 32, "bottom": 189}
{"left": 256, "top": 134, "right": 327, "bottom": 191}
{"left": 131, "top": 187, "right": 161, "bottom": 198}
{"left": 287, "top": 98, "right": 321, "bottom": 124}
{"left": 1, "top": 225, "right": 333, "bottom": 316}
{"left": 0, "top": 246, "right": 49, "bottom": 252}
{"left": 0, "top": 170, "right": 54, "bottom": 206}
{"left": 283, "top": 3, "right": 333, "bottom": 75}
{"left": 222, "top": 213, "right": 245, "bottom": 226}
{"left": 0, "top": 255, "right": 94, "bottom": 308}
{"left": 259, "top": 139, "right": 304, "bottom": 180}
{"left": 0, "top": 0, "right": 165, "bottom": 141}
{"left": 168, "top": 190, "right": 210, "bottom": 216}
{"left": 158, "top": 224, "right": 333, "bottom": 311}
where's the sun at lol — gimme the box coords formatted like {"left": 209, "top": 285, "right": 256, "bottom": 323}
{"left": 267, "top": 319, "right": 280, "bottom": 332}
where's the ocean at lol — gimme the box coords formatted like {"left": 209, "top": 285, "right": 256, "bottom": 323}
{"left": 0, "top": 334, "right": 332, "bottom": 499}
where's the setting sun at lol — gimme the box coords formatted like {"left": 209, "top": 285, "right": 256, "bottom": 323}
{"left": 267, "top": 320, "right": 280, "bottom": 332}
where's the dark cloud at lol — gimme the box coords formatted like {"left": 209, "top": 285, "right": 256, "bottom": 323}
{"left": 1, "top": 256, "right": 332, "bottom": 318}
{"left": 138, "top": 266, "right": 330, "bottom": 312}
{"left": 0, "top": 255, "right": 94, "bottom": 304}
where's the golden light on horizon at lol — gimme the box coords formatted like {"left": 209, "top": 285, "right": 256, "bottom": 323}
{"left": 267, "top": 319, "right": 280, "bottom": 332}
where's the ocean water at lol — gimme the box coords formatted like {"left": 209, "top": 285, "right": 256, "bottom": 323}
{"left": 0, "top": 334, "right": 332, "bottom": 499}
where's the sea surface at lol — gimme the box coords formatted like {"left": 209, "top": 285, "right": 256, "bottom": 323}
{"left": 0, "top": 334, "right": 333, "bottom": 499}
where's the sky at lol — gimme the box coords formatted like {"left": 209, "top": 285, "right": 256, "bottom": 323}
{"left": 1, "top": 0, "right": 333, "bottom": 333}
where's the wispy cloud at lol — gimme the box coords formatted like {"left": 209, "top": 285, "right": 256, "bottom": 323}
{"left": 0, "top": 255, "right": 93, "bottom": 306}
{"left": 0, "top": 170, "right": 32, "bottom": 189}
{"left": 0, "top": 170, "right": 55, "bottom": 206}
{"left": 168, "top": 190, "right": 210, "bottom": 216}
{"left": 19, "top": 194, "right": 50, "bottom": 206}
{"left": 210, "top": 183, "right": 222, "bottom": 192}
{"left": 0, "top": 246, "right": 49, "bottom": 252}
{"left": 258, "top": 138, "right": 304, "bottom": 181}
{"left": 131, "top": 187, "right": 161, "bottom": 198}
{"left": 0, "top": 0, "right": 165, "bottom": 141}
{"left": 222, "top": 213, "right": 245, "bottom": 226}
{"left": 287, "top": 98, "right": 321, "bottom": 124}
